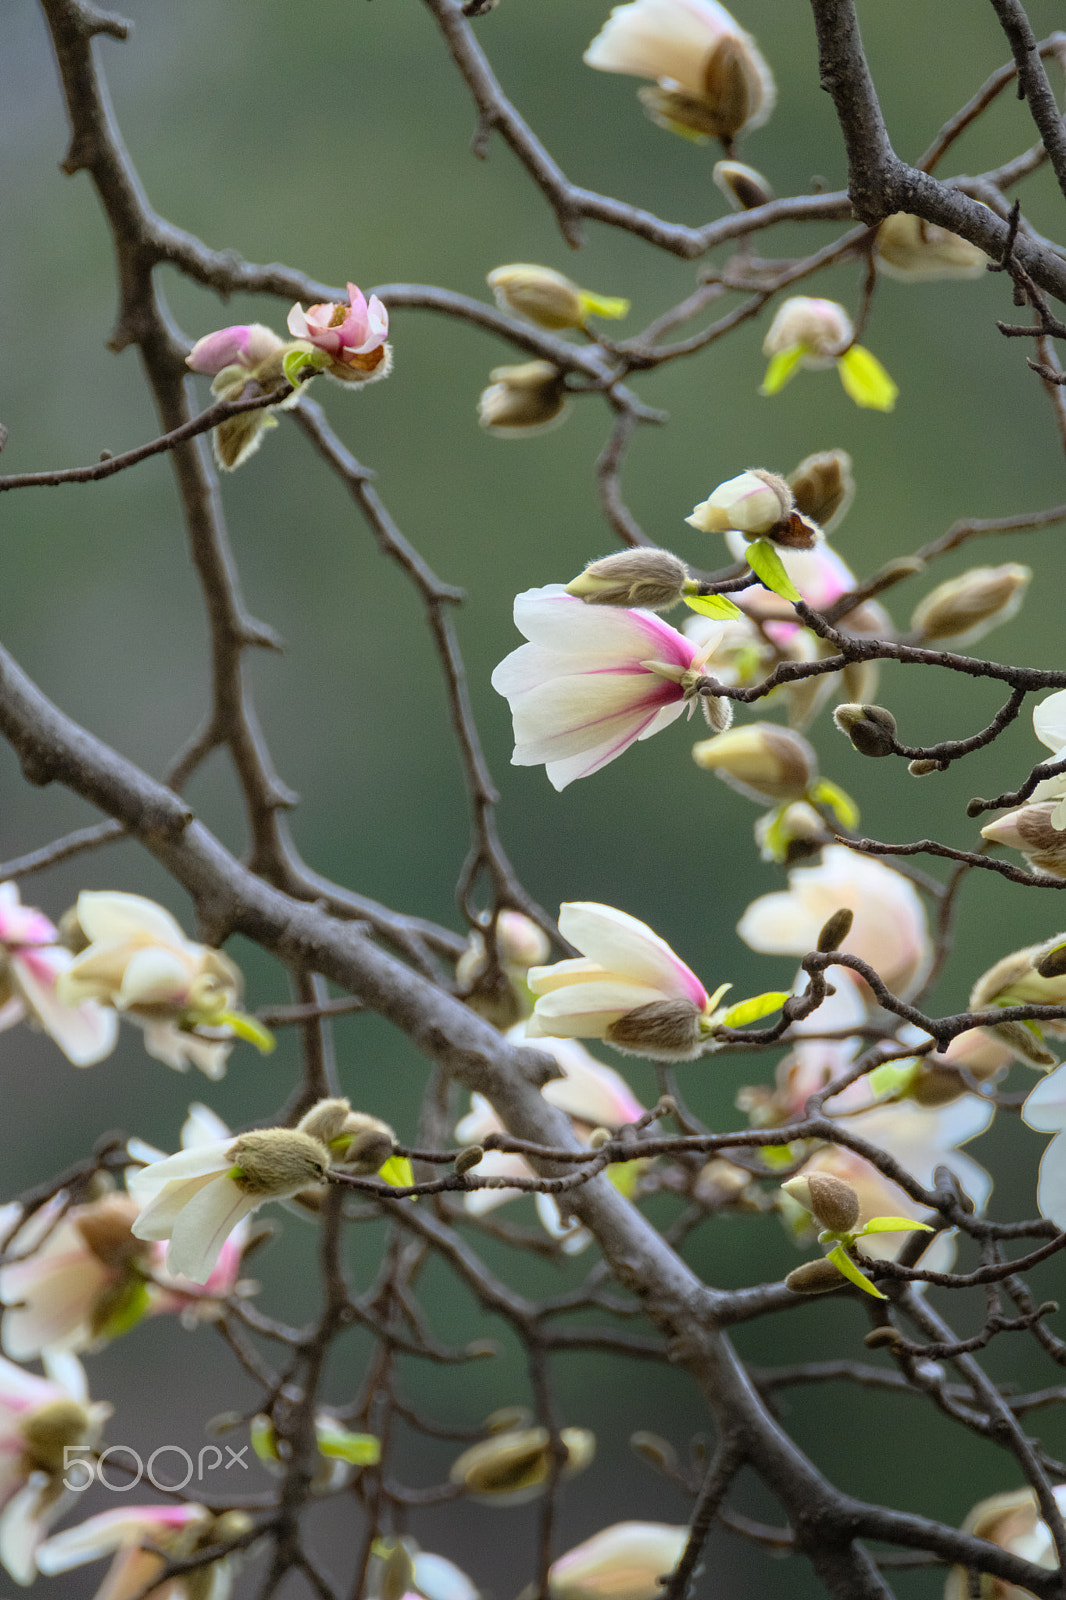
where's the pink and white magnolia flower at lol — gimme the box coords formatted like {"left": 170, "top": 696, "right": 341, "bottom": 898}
{"left": 287, "top": 282, "right": 389, "bottom": 373}
{"left": 0, "top": 884, "right": 116, "bottom": 1068}
{"left": 185, "top": 324, "right": 285, "bottom": 377}
{"left": 492, "top": 586, "right": 724, "bottom": 791}
{"left": 37, "top": 1503, "right": 248, "bottom": 1600}
{"left": 737, "top": 845, "right": 932, "bottom": 1000}
{"left": 528, "top": 902, "right": 726, "bottom": 1060}
{"left": 546, "top": 1521, "right": 688, "bottom": 1600}
{"left": 0, "top": 1351, "right": 110, "bottom": 1585}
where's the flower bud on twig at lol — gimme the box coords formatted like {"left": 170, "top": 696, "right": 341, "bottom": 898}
{"left": 692, "top": 723, "right": 817, "bottom": 803}
{"left": 910, "top": 564, "right": 1031, "bottom": 647}
{"left": 833, "top": 704, "right": 898, "bottom": 758}
{"left": 566, "top": 549, "right": 689, "bottom": 611}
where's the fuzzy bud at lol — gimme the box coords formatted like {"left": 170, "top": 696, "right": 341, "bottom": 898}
{"left": 605, "top": 1000, "right": 707, "bottom": 1060}
{"left": 230, "top": 1129, "right": 331, "bottom": 1197}
{"left": 454, "top": 1145, "right": 485, "bottom": 1175}
{"left": 863, "top": 1325, "right": 903, "bottom": 1349}
{"left": 788, "top": 449, "right": 855, "bottom": 531}
{"left": 487, "top": 265, "right": 629, "bottom": 331}
{"left": 713, "top": 159, "right": 774, "bottom": 211}
{"left": 785, "top": 1258, "right": 846, "bottom": 1294}
{"left": 764, "top": 298, "right": 852, "bottom": 363}
{"left": 981, "top": 804, "right": 1066, "bottom": 879}
{"left": 692, "top": 723, "right": 816, "bottom": 803}
{"left": 566, "top": 548, "right": 689, "bottom": 611}
{"left": 816, "top": 908, "right": 854, "bottom": 953}
{"left": 910, "top": 564, "right": 1031, "bottom": 646}
{"left": 297, "top": 1098, "right": 353, "bottom": 1146}
{"left": 21, "top": 1399, "right": 94, "bottom": 1473}
{"left": 833, "top": 703, "right": 898, "bottom": 758}
{"left": 686, "top": 469, "right": 794, "bottom": 538}
{"left": 908, "top": 758, "right": 943, "bottom": 776}
{"left": 1038, "top": 942, "right": 1066, "bottom": 979}
{"left": 478, "top": 361, "right": 567, "bottom": 436}
{"left": 782, "top": 1173, "right": 860, "bottom": 1232}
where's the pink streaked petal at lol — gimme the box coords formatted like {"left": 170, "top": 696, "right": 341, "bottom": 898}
{"left": 0, "top": 1356, "right": 62, "bottom": 1415}
{"left": 636, "top": 700, "right": 689, "bottom": 741}
{"left": 12, "top": 951, "right": 118, "bottom": 1067}
{"left": 37, "top": 1504, "right": 206, "bottom": 1571}
{"left": 539, "top": 1039, "right": 645, "bottom": 1126}
{"left": 542, "top": 721, "right": 663, "bottom": 790}
{"left": 166, "top": 1180, "right": 257, "bottom": 1285}
{"left": 510, "top": 676, "right": 679, "bottom": 763}
{"left": 559, "top": 903, "right": 709, "bottom": 1009}
{"left": 510, "top": 588, "right": 695, "bottom": 667}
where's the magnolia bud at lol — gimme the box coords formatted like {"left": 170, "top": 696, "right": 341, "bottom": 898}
{"left": 788, "top": 449, "right": 855, "bottom": 531}
{"left": 478, "top": 361, "right": 568, "bottom": 436}
{"left": 74, "top": 1195, "right": 143, "bottom": 1267}
{"left": 21, "top": 1399, "right": 93, "bottom": 1474}
{"left": 782, "top": 1173, "right": 860, "bottom": 1232}
{"left": 454, "top": 1145, "right": 485, "bottom": 1175}
{"left": 1038, "top": 941, "right": 1066, "bottom": 979}
{"left": 785, "top": 1258, "right": 846, "bottom": 1294}
{"left": 297, "top": 1098, "right": 353, "bottom": 1146}
{"left": 630, "top": 1432, "right": 679, "bottom": 1475}
{"left": 566, "top": 548, "right": 689, "bottom": 611}
{"left": 754, "top": 801, "right": 826, "bottom": 865}
{"left": 864, "top": 1325, "right": 903, "bottom": 1349}
{"left": 692, "top": 723, "right": 816, "bottom": 803}
{"left": 910, "top": 564, "right": 1031, "bottom": 647}
{"left": 833, "top": 703, "right": 898, "bottom": 758}
{"left": 605, "top": 1000, "right": 707, "bottom": 1060}
{"left": 981, "top": 804, "right": 1066, "bottom": 879}
{"left": 713, "top": 159, "right": 774, "bottom": 211}
{"left": 764, "top": 297, "right": 852, "bottom": 365}
{"left": 971, "top": 937, "right": 1066, "bottom": 1008}
{"left": 487, "top": 265, "right": 629, "bottom": 331}
{"left": 816, "top": 908, "right": 854, "bottom": 953}
{"left": 875, "top": 213, "right": 987, "bottom": 281}
{"left": 450, "top": 1426, "right": 595, "bottom": 1505}
{"left": 230, "top": 1129, "right": 331, "bottom": 1196}
{"left": 908, "top": 758, "right": 943, "bottom": 776}
{"left": 908, "top": 1064, "right": 967, "bottom": 1107}
{"left": 638, "top": 25, "right": 770, "bottom": 145}
{"left": 686, "top": 469, "right": 793, "bottom": 537}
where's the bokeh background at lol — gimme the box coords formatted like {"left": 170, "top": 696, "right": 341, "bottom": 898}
{"left": 3, "top": 0, "right": 1066, "bottom": 1594}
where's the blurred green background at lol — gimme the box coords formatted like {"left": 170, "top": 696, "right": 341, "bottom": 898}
{"left": 3, "top": 0, "right": 1066, "bottom": 1594}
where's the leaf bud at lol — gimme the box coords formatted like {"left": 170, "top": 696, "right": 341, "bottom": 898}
{"left": 782, "top": 1173, "right": 860, "bottom": 1232}
{"left": 785, "top": 1258, "right": 846, "bottom": 1294}
{"left": 487, "top": 264, "right": 629, "bottom": 330}
{"left": 566, "top": 548, "right": 690, "bottom": 611}
{"left": 605, "top": 999, "right": 707, "bottom": 1060}
{"left": 712, "top": 159, "right": 774, "bottom": 211}
{"left": 692, "top": 723, "right": 817, "bottom": 803}
{"left": 833, "top": 703, "right": 898, "bottom": 758}
{"left": 910, "top": 564, "right": 1031, "bottom": 647}
{"left": 816, "top": 908, "right": 854, "bottom": 953}
{"left": 686, "top": 469, "right": 793, "bottom": 538}
{"left": 478, "top": 361, "right": 568, "bottom": 437}
{"left": 454, "top": 1145, "right": 485, "bottom": 1175}
{"left": 981, "top": 804, "right": 1066, "bottom": 880}
{"left": 863, "top": 1325, "right": 903, "bottom": 1349}
{"left": 450, "top": 1426, "right": 595, "bottom": 1505}
{"left": 908, "top": 758, "right": 943, "bottom": 776}
{"left": 788, "top": 449, "right": 855, "bottom": 531}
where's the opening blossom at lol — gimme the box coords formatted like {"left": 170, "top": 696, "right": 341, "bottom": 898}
{"left": 0, "top": 884, "right": 116, "bottom": 1068}
{"left": 527, "top": 903, "right": 731, "bottom": 1061}
{"left": 760, "top": 297, "right": 898, "bottom": 411}
{"left": 56, "top": 892, "right": 273, "bottom": 1076}
{"left": 185, "top": 322, "right": 297, "bottom": 472}
{"left": 584, "top": 0, "right": 775, "bottom": 148}
{"left": 37, "top": 1503, "right": 251, "bottom": 1600}
{"left": 491, "top": 585, "right": 730, "bottom": 791}
{"left": 286, "top": 283, "right": 391, "bottom": 383}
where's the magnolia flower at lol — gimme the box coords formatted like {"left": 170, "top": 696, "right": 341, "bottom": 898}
{"left": 1023, "top": 1064, "right": 1066, "bottom": 1227}
{"left": 546, "top": 1522, "right": 688, "bottom": 1600}
{"left": 528, "top": 902, "right": 727, "bottom": 1060}
{"left": 737, "top": 845, "right": 932, "bottom": 999}
{"left": 186, "top": 323, "right": 285, "bottom": 378}
{"left": 0, "top": 884, "right": 116, "bottom": 1067}
{"left": 944, "top": 1486, "right": 1066, "bottom": 1600}
{"left": 761, "top": 297, "right": 898, "bottom": 411}
{"left": 874, "top": 213, "right": 987, "bottom": 282}
{"left": 56, "top": 892, "right": 272, "bottom": 1072}
{"left": 0, "top": 1194, "right": 153, "bottom": 1360}
{"left": 287, "top": 282, "right": 391, "bottom": 384}
{"left": 584, "top": 0, "right": 775, "bottom": 146}
{"left": 37, "top": 1504, "right": 250, "bottom": 1600}
{"left": 1026, "top": 689, "right": 1066, "bottom": 828}
{"left": 968, "top": 935, "right": 1066, "bottom": 1066}
{"left": 366, "top": 1538, "right": 479, "bottom": 1600}
{"left": 491, "top": 585, "right": 729, "bottom": 791}
{"left": 450, "top": 1425, "right": 595, "bottom": 1506}
{"left": 185, "top": 321, "right": 297, "bottom": 471}
{"left": 456, "top": 911, "right": 552, "bottom": 1030}
{"left": 0, "top": 1351, "right": 110, "bottom": 1584}
{"left": 128, "top": 1102, "right": 348, "bottom": 1284}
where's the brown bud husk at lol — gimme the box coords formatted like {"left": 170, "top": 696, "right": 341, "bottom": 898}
{"left": 981, "top": 804, "right": 1066, "bottom": 880}
{"left": 478, "top": 361, "right": 568, "bottom": 436}
{"left": 712, "top": 159, "right": 774, "bottom": 212}
{"left": 816, "top": 908, "right": 854, "bottom": 953}
{"left": 1038, "top": 940, "right": 1066, "bottom": 979}
{"left": 605, "top": 1000, "right": 707, "bottom": 1061}
{"left": 566, "top": 548, "right": 689, "bottom": 612}
{"left": 805, "top": 1172, "right": 861, "bottom": 1232}
{"left": 788, "top": 450, "right": 855, "bottom": 531}
{"left": 785, "top": 1258, "right": 846, "bottom": 1294}
{"left": 833, "top": 703, "right": 897, "bottom": 758}
{"left": 454, "top": 1145, "right": 484, "bottom": 1175}
{"left": 74, "top": 1195, "right": 144, "bottom": 1268}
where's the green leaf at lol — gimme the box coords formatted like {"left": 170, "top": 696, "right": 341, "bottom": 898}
{"left": 746, "top": 540, "right": 802, "bottom": 603}
{"left": 682, "top": 591, "right": 743, "bottom": 621}
{"left": 759, "top": 345, "right": 805, "bottom": 396}
{"left": 868, "top": 1061, "right": 919, "bottom": 1099}
{"left": 721, "top": 991, "right": 790, "bottom": 1028}
{"left": 218, "top": 1010, "right": 276, "bottom": 1054}
{"left": 837, "top": 345, "right": 898, "bottom": 412}
{"left": 855, "top": 1216, "right": 934, "bottom": 1236}
{"left": 378, "top": 1155, "right": 415, "bottom": 1189}
{"left": 578, "top": 292, "right": 630, "bottom": 322}
{"left": 761, "top": 1142, "right": 801, "bottom": 1171}
{"left": 825, "top": 1243, "right": 887, "bottom": 1299}
{"left": 282, "top": 344, "right": 326, "bottom": 388}
{"left": 316, "top": 1422, "right": 381, "bottom": 1466}
{"left": 810, "top": 778, "right": 859, "bottom": 830}
{"left": 94, "top": 1278, "right": 152, "bottom": 1342}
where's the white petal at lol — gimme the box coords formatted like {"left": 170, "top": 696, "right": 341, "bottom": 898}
{"left": 509, "top": 674, "right": 679, "bottom": 764}
{"left": 41, "top": 1350, "right": 89, "bottom": 1403}
{"left": 531, "top": 981, "right": 669, "bottom": 1037}
{"left": 737, "top": 890, "right": 822, "bottom": 954}
{"left": 11, "top": 951, "right": 118, "bottom": 1067}
{"left": 1037, "top": 1132, "right": 1066, "bottom": 1228}
{"left": 182, "top": 1104, "right": 232, "bottom": 1147}
{"left": 116, "top": 948, "right": 192, "bottom": 1010}
{"left": 1034, "top": 692, "right": 1066, "bottom": 755}
{"left": 128, "top": 1142, "right": 234, "bottom": 1206}
{"left": 0, "top": 1474, "right": 52, "bottom": 1584}
{"left": 559, "top": 903, "right": 707, "bottom": 1007}
{"left": 76, "top": 892, "right": 186, "bottom": 949}
{"left": 132, "top": 1172, "right": 226, "bottom": 1241}
{"left": 534, "top": 1193, "right": 592, "bottom": 1253}
{"left": 166, "top": 1179, "right": 257, "bottom": 1285}
{"left": 585, "top": 0, "right": 733, "bottom": 97}
{"left": 508, "top": 587, "right": 689, "bottom": 664}
{"left": 411, "top": 1550, "right": 480, "bottom": 1600}
{"left": 1024, "top": 1063, "right": 1066, "bottom": 1133}
{"left": 0, "top": 1257, "right": 105, "bottom": 1360}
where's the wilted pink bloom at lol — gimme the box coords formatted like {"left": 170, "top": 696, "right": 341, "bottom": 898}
{"left": 0, "top": 1351, "right": 110, "bottom": 1584}
{"left": 737, "top": 845, "right": 932, "bottom": 999}
{"left": 185, "top": 323, "right": 284, "bottom": 377}
{"left": 0, "top": 884, "right": 117, "bottom": 1068}
{"left": 38, "top": 1503, "right": 248, "bottom": 1600}
{"left": 528, "top": 902, "right": 725, "bottom": 1060}
{"left": 287, "top": 282, "right": 389, "bottom": 372}
{"left": 492, "top": 586, "right": 717, "bottom": 790}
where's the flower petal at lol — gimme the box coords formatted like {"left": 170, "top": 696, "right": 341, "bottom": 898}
{"left": 76, "top": 892, "right": 187, "bottom": 949}
{"left": 166, "top": 1178, "right": 257, "bottom": 1285}
{"left": 558, "top": 903, "right": 708, "bottom": 1008}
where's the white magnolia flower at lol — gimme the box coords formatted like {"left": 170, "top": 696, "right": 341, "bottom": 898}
{"left": 1029, "top": 690, "right": 1066, "bottom": 827}
{"left": 0, "top": 884, "right": 116, "bottom": 1067}
{"left": 528, "top": 902, "right": 726, "bottom": 1060}
{"left": 492, "top": 586, "right": 724, "bottom": 791}
{"left": 546, "top": 1522, "right": 688, "bottom": 1600}
{"left": 1023, "top": 1063, "right": 1066, "bottom": 1227}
